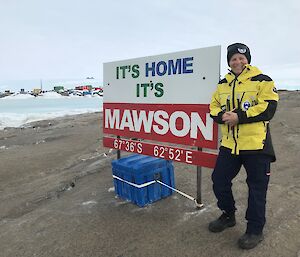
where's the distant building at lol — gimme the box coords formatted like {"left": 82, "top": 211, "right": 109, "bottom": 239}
{"left": 54, "top": 86, "right": 64, "bottom": 93}
{"left": 2, "top": 90, "right": 13, "bottom": 97}
{"left": 75, "top": 85, "right": 92, "bottom": 91}
{"left": 94, "top": 87, "right": 103, "bottom": 92}
{"left": 32, "top": 88, "right": 42, "bottom": 96}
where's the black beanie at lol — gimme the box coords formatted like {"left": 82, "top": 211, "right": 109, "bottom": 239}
{"left": 227, "top": 43, "right": 251, "bottom": 66}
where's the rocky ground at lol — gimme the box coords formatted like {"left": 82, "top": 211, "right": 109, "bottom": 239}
{"left": 0, "top": 91, "right": 299, "bottom": 257}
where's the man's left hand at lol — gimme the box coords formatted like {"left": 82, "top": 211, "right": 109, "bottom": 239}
{"left": 222, "top": 111, "right": 239, "bottom": 127}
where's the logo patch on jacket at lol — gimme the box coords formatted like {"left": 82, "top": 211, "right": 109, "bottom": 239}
{"left": 243, "top": 101, "right": 251, "bottom": 110}
{"left": 238, "top": 48, "right": 246, "bottom": 54}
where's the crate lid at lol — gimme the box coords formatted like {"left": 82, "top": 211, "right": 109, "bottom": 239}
{"left": 112, "top": 154, "right": 171, "bottom": 173}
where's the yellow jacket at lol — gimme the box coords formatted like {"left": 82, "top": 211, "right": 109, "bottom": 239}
{"left": 210, "top": 64, "right": 279, "bottom": 155}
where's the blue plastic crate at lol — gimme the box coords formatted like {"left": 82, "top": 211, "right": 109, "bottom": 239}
{"left": 111, "top": 154, "right": 175, "bottom": 207}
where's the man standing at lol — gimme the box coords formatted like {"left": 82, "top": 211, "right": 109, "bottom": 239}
{"left": 209, "top": 43, "right": 279, "bottom": 249}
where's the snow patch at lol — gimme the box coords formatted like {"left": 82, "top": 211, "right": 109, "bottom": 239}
{"left": 0, "top": 108, "right": 99, "bottom": 130}
{"left": 180, "top": 204, "right": 216, "bottom": 222}
{"left": 81, "top": 200, "right": 97, "bottom": 206}
{"left": 35, "top": 140, "right": 46, "bottom": 145}
{"left": 108, "top": 187, "right": 115, "bottom": 192}
{"left": 40, "top": 92, "right": 63, "bottom": 98}
{"left": 2, "top": 94, "right": 35, "bottom": 100}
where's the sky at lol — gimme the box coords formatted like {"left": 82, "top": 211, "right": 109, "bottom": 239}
{"left": 0, "top": 0, "right": 300, "bottom": 91}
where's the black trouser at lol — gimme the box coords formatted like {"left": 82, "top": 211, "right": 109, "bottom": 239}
{"left": 212, "top": 147, "right": 272, "bottom": 235}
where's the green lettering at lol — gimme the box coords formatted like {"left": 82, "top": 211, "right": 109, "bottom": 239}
{"left": 136, "top": 84, "right": 140, "bottom": 97}
{"left": 154, "top": 83, "right": 164, "bottom": 97}
{"left": 132, "top": 64, "right": 140, "bottom": 78}
{"left": 119, "top": 66, "right": 127, "bottom": 79}
{"left": 116, "top": 67, "right": 119, "bottom": 79}
{"left": 141, "top": 83, "right": 149, "bottom": 97}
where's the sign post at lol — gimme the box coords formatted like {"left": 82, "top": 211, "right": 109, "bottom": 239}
{"left": 116, "top": 135, "right": 121, "bottom": 159}
{"left": 196, "top": 147, "right": 203, "bottom": 208}
{"left": 103, "top": 46, "right": 221, "bottom": 206}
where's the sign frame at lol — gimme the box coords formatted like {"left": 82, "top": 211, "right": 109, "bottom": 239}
{"left": 103, "top": 46, "right": 221, "bottom": 207}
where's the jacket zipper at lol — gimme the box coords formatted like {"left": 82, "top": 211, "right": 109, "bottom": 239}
{"left": 236, "top": 91, "right": 245, "bottom": 139}
{"left": 228, "top": 67, "right": 247, "bottom": 154}
{"left": 231, "top": 78, "right": 238, "bottom": 154}
{"left": 226, "top": 96, "right": 230, "bottom": 139}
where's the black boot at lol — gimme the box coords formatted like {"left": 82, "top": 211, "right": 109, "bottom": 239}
{"left": 238, "top": 233, "right": 264, "bottom": 249}
{"left": 208, "top": 212, "right": 236, "bottom": 232}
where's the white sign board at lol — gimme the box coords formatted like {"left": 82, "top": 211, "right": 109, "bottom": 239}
{"left": 103, "top": 46, "right": 221, "bottom": 166}
{"left": 104, "top": 46, "right": 221, "bottom": 104}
